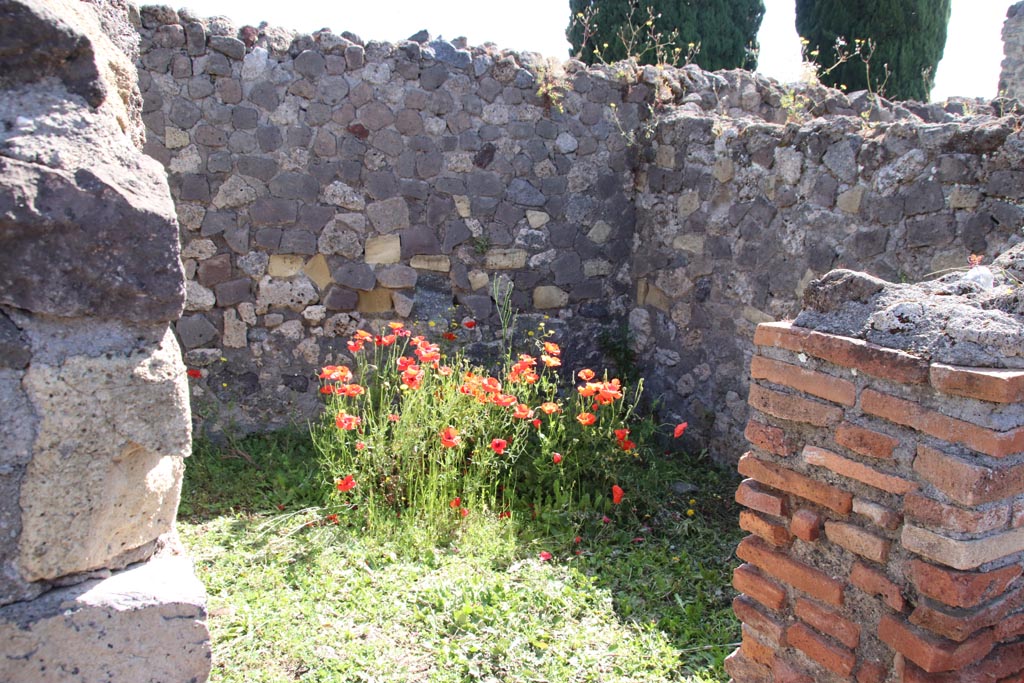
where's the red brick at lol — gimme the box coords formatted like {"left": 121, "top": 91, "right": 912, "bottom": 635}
{"left": 723, "top": 649, "right": 772, "bottom": 683}
{"left": 863, "top": 390, "right": 1024, "bottom": 459}
{"left": 790, "top": 508, "right": 822, "bottom": 541}
{"left": 804, "top": 445, "right": 918, "bottom": 495}
{"left": 914, "top": 444, "right": 1024, "bottom": 506}
{"left": 856, "top": 660, "right": 888, "bottom": 683}
{"left": 738, "top": 452, "right": 853, "bottom": 514}
{"left": 750, "top": 355, "right": 857, "bottom": 406}
{"left": 909, "top": 557, "right": 1019, "bottom": 610}
{"left": 772, "top": 657, "right": 814, "bottom": 683}
{"left": 879, "top": 612, "right": 996, "bottom": 673}
{"left": 826, "top": 520, "right": 891, "bottom": 564}
{"left": 899, "top": 641, "right": 1024, "bottom": 683}
{"left": 995, "top": 612, "right": 1024, "bottom": 642}
{"left": 753, "top": 321, "right": 929, "bottom": 384}
{"left": 910, "top": 587, "right": 1024, "bottom": 643}
{"left": 904, "top": 492, "right": 1010, "bottom": 534}
{"left": 853, "top": 497, "right": 902, "bottom": 530}
{"left": 794, "top": 597, "right": 860, "bottom": 649}
{"left": 745, "top": 418, "right": 793, "bottom": 456}
{"left": 737, "top": 535, "right": 845, "bottom": 606}
{"left": 734, "top": 563, "right": 788, "bottom": 611}
{"left": 907, "top": 560, "right": 1023, "bottom": 610}
{"left": 735, "top": 478, "right": 789, "bottom": 517}
{"left": 850, "top": 561, "right": 906, "bottom": 611}
{"left": 740, "top": 510, "right": 793, "bottom": 547}
{"left": 748, "top": 384, "right": 844, "bottom": 428}
{"left": 787, "top": 622, "right": 856, "bottom": 676}
{"left": 733, "top": 594, "right": 788, "bottom": 645}
{"left": 741, "top": 623, "right": 777, "bottom": 668}
{"left": 835, "top": 421, "right": 900, "bottom": 459}
{"left": 930, "top": 363, "right": 1024, "bottom": 404}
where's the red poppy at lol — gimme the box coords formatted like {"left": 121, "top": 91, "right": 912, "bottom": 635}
{"left": 512, "top": 404, "right": 534, "bottom": 420}
{"left": 335, "top": 412, "right": 362, "bottom": 430}
{"left": 443, "top": 332, "right": 457, "bottom": 341}
{"left": 347, "top": 340, "right": 364, "bottom": 353}
{"left": 463, "top": 319, "right": 476, "bottom": 329}
{"left": 552, "top": 452, "right": 562, "bottom": 464}
{"left": 498, "top": 510, "right": 511, "bottom": 519}
{"left": 450, "top": 497, "right": 461, "bottom": 508}
{"left": 674, "top": 422, "right": 688, "bottom": 438}
{"left": 492, "top": 393, "right": 518, "bottom": 407}
{"left": 576, "top": 412, "right": 596, "bottom": 426}
{"left": 440, "top": 426, "right": 461, "bottom": 448}
{"left": 355, "top": 441, "right": 366, "bottom": 451}
{"left": 388, "top": 413, "right": 401, "bottom": 422}
{"left": 319, "top": 365, "right": 353, "bottom": 382}
{"left": 481, "top": 377, "right": 502, "bottom": 393}
{"left": 531, "top": 418, "right": 542, "bottom": 429}
{"left": 573, "top": 535, "right": 582, "bottom": 544}
{"left": 614, "top": 428, "right": 630, "bottom": 442}
{"left": 602, "top": 515, "right": 611, "bottom": 524}
{"left": 326, "top": 514, "right": 340, "bottom": 524}
{"left": 577, "top": 368, "right": 595, "bottom": 381}
{"left": 460, "top": 507, "right": 469, "bottom": 518}
{"left": 397, "top": 356, "right": 417, "bottom": 371}
{"left": 339, "top": 383, "right": 365, "bottom": 397}
{"left": 620, "top": 440, "right": 636, "bottom": 452}
{"left": 186, "top": 368, "right": 202, "bottom": 379}
{"left": 490, "top": 438, "right": 508, "bottom": 455}
{"left": 336, "top": 475, "right": 357, "bottom": 492}
{"left": 539, "top": 551, "right": 552, "bottom": 561}
{"left": 611, "top": 485, "right": 624, "bottom": 505}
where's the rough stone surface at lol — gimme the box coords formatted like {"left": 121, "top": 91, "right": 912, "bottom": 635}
{"left": 0, "top": 555, "right": 211, "bottom": 683}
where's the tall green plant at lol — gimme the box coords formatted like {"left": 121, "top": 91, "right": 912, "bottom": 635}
{"left": 567, "top": 0, "right": 765, "bottom": 70}
{"left": 795, "top": 0, "right": 952, "bottom": 101}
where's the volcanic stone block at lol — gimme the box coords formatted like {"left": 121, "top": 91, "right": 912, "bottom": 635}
{"left": 0, "top": 555, "right": 211, "bottom": 683}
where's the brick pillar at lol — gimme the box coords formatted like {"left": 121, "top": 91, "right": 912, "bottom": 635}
{"left": 726, "top": 321, "right": 1024, "bottom": 683}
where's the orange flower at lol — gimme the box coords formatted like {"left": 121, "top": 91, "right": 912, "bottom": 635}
{"left": 611, "top": 485, "right": 624, "bottom": 505}
{"left": 577, "top": 368, "right": 595, "bottom": 381}
{"left": 541, "top": 354, "right": 561, "bottom": 368}
{"left": 576, "top": 412, "right": 596, "bottom": 426}
{"left": 339, "top": 383, "right": 365, "bottom": 397}
{"left": 401, "top": 368, "right": 424, "bottom": 390}
{"left": 397, "top": 356, "right": 417, "bottom": 371}
{"left": 552, "top": 452, "right": 562, "bottom": 464}
{"left": 355, "top": 441, "right": 366, "bottom": 451}
{"left": 335, "top": 475, "right": 357, "bottom": 492}
{"left": 335, "top": 412, "right": 362, "bottom": 430}
{"left": 460, "top": 507, "right": 469, "bottom": 518}
{"left": 347, "top": 339, "right": 364, "bottom": 353}
{"left": 320, "top": 365, "right": 353, "bottom": 382}
{"left": 481, "top": 377, "right": 502, "bottom": 393}
{"left": 539, "top": 402, "right": 561, "bottom": 415}
{"left": 492, "top": 392, "right": 518, "bottom": 407}
{"left": 449, "top": 497, "right": 461, "bottom": 508}
{"left": 490, "top": 438, "right": 508, "bottom": 454}
{"left": 577, "top": 382, "right": 600, "bottom": 398}
{"left": 512, "top": 404, "right": 534, "bottom": 420}
{"left": 375, "top": 334, "right": 397, "bottom": 347}
{"left": 596, "top": 379, "right": 623, "bottom": 405}
{"left": 388, "top": 321, "right": 404, "bottom": 330}
{"left": 388, "top": 413, "right": 401, "bottom": 422}
{"left": 437, "top": 365, "right": 453, "bottom": 376}
{"left": 674, "top": 422, "right": 688, "bottom": 438}
{"left": 543, "top": 341, "right": 561, "bottom": 356}
{"left": 353, "top": 330, "right": 373, "bottom": 341}
{"left": 440, "top": 426, "right": 461, "bottom": 448}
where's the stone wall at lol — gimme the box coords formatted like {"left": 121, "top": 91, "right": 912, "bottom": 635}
{"left": 1001, "top": 1, "right": 1024, "bottom": 100}
{"left": 137, "top": 7, "right": 1023, "bottom": 459}
{"left": 0, "top": 0, "right": 208, "bottom": 680}
{"left": 633, "top": 106, "right": 1024, "bottom": 458}
{"left": 726, "top": 259, "right": 1024, "bottom": 682}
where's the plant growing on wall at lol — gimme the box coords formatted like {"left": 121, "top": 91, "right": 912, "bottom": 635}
{"left": 795, "top": 0, "right": 952, "bottom": 101}
{"left": 567, "top": 0, "right": 765, "bottom": 70}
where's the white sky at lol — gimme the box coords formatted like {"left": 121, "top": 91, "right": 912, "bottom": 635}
{"left": 186, "top": 0, "right": 1013, "bottom": 102}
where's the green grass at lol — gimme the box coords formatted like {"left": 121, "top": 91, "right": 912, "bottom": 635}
{"left": 178, "top": 430, "right": 743, "bottom": 683}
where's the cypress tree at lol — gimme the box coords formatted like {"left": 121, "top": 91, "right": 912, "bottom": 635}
{"left": 794, "top": 0, "right": 952, "bottom": 101}
{"left": 567, "top": 0, "right": 766, "bottom": 71}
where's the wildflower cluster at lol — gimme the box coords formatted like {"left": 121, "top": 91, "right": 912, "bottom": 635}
{"left": 313, "top": 318, "right": 678, "bottom": 537}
